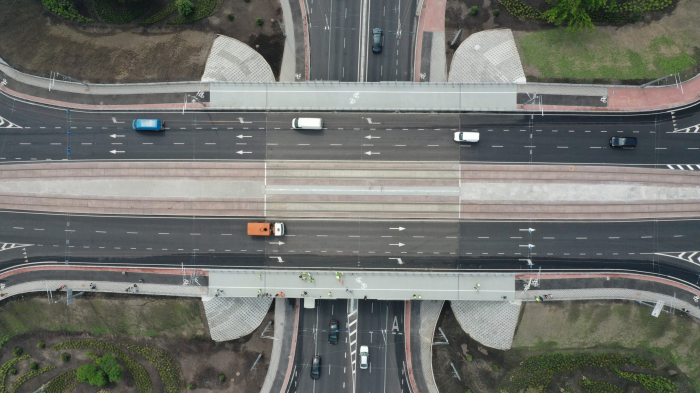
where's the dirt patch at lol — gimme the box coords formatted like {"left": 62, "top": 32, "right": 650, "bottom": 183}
{"left": 432, "top": 304, "right": 505, "bottom": 393}
{"left": 432, "top": 300, "right": 698, "bottom": 393}
{"left": 0, "top": 293, "right": 274, "bottom": 392}
{"left": 0, "top": 0, "right": 284, "bottom": 82}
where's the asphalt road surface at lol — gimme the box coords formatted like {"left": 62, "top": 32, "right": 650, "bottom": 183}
{"left": 1, "top": 212, "right": 699, "bottom": 283}
{"left": 307, "top": 0, "right": 362, "bottom": 81}
{"left": 355, "top": 300, "right": 407, "bottom": 393}
{"left": 364, "top": 0, "right": 417, "bottom": 81}
{"left": 291, "top": 299, "right": 353, "bottom": 393}
{"left": 2, "top": 99, "right": 699, "bottom": 165}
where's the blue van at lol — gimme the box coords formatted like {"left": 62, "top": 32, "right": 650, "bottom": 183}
{"left": 132, "top": 119, "right": 163, "bottom": 131}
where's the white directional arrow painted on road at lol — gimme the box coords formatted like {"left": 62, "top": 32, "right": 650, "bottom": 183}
{"left": 519, "top": 258, "right": 534, "bottom": 267}
{"left": 519, "top": 228, "right": 536, "bottom": 233}
{"left": 364, "top": 135, "right": 381, "bottom": 139}
{"left": 269, "top": 241, "right": 285, "bottom": 245}
{"left": 389, "top": 257, "right": 404, "bottom": 264}
{"left": 0, "top": 116, "right": 22, "bottom": 129}
{"left": 390, "top": 243, "right": 405, "bottom": 247}
{"left": 366, "top": 118, "right": 381, "bottom": 124}
{"left": 269, "top": 256, "right": 284, "bottom": 263}
{"left": 364, "top": 151, "right": 380, "bottom": 155}
{"left": 109, "top": 150, "right": 125, "bottom": 154}
{"left": 519, "top": 244, "right": 535, "bottom": 249}
{"left": 237, "top": 135, "right": 252, "bottom": 139}
{"left": 236, "top": 150, "right": 252, "bottom": 155}
{"left": 390, "top": 227, "right": 405, "bottom": 231}
{"left": 110, "top": 134, "right": 125, "bottom": 138}
{"left": 237, "top": 117, "right": 252, "bottom": 124}
{"left": 0, "top": 243, "right": 33, "bottom": 252}
{"left": 111, "top": 117, "right": 125, "bottom": 124}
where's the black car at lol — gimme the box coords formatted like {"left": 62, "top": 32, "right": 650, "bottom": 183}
{"left": 310, "top": 355, "right": 321, "bottom": 380}
{"left": 372, "top": 28, "right": 382, "bottom": 53}
{"left": 610, "top": 136, "right": 637, "bottom": 149}
{"left": 328, "top": 319, "right": 340, "bottom": 345}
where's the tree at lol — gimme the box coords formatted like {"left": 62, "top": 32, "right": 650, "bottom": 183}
{"left": 543, "top": 0, "right": 608, "bottom": 32}
{"left": 77, "top": 364, "right": 108, "bottom": 387}
{"left": 176, "top": 0, "right": 194, "bottom": 17}
{"left": 96, "top": 354, "right": 122, "bottom": 383}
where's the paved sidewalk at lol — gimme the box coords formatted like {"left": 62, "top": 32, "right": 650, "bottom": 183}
{"left": 262, "top": 298, "right": 298, "bottom": 393}
{"left": 409, "top": 300, "right": 443, "bottom": 393}
{"left": 413, "top": 0, "right": 447, "bottom": 82}
{"left": 0, "top": 266, "right": 209, "bottom": 302}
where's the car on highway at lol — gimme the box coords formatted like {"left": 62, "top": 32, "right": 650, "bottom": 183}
{"left": 453, "top": 131, "right": 480, "bottom": 143}
{"left": 328, "top": 319, "right": 340, "bottom": 345}
{"left": 132, "top": 119, "right": 163, "bottom": 131}
{"left": 292, "top": 117, "right": 323, "bottom": 130}
{"left": 310, "top": 355, "right": 321, "bottom": 379}
{"left": 360, "top": 345, "right": 369, "bottom": 369}
{"left": 609, "top": 136, "right": 637, "bottom": 149}
{"left": 372, "top": 28, "right": 382, "bottom": 53}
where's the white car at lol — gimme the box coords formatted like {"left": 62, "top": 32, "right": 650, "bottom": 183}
{"left": 453, "top": 131, "right": 480, "bottom": 143}
{"left": 360, "top": 345, "right": 369, "bottom": 369}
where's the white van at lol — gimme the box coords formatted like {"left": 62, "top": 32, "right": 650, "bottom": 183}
{"left": 453, "top": 132, "right": 479, "bottom": 143}
{"left": 292, "top": 118, "right": 323, "bottom": 130}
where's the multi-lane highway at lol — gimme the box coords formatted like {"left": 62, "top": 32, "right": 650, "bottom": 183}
{"left": 364, "top": 0, "right": 416, "bottom": 81}
{"left": 289, "top": 299, "right": 406, "bottom": 393}
{"left": 305, "top": 0, "right": 417, "bottom": 82}
{"left": 2, "top": 99, "right": 700, "bottom": 165}
{"left": 2, "top": 212, "right": 699, "bottom": 283}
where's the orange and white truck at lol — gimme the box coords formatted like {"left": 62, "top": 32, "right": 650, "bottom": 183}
{"left": 247, "top": 222, "right": 285, "bottom": 236}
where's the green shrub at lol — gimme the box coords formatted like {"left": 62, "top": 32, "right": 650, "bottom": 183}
{"left": 30, "top": 362, "right": 38, "bottom": 370}
{"left": 40, "top": 0, "right": 94, "bottom": 21}
{"left": 176, "top": 0, "right": 194, "bottom": 16}
{"left": 256, "top": 17, "right": 263, "bottom": 25}
{"left": 37, "top": 342, "right": 46, "bottom": 349}
{"left": 97, "top": 353, "right": 123, "bottom": 383}
{"left": 8, "top": 365, "right": 56, "bottom": 392}
{"left": 466, "top": 355, "right": 473, "bottom": 362}
{"left": 168, "top": 0, "right": 223, "bottom": 24}
{"left": 8, "top": 368, "right": 17, "bottom": 375}
{"left": 45, "top": 369, "right": 80, "bottom": 393}
{"left": 227, "top": 13, "right": 234, "bottom": 20}
{"left": 188, "top": 383, "right": 195, "bottom": 390}
{"left": 13, "top": 348, "right": 22, "bottom": 356}
{"left": 61, "top": 353, "right": 71, "bottom": 362}
{"left": 87, "top": 0, "right": 147, "bottom": 24}
{"left": 610, "top": 365, "right": 678, "bottom": 393}
{"left": 493, "top": 9, "right": 500, "bottom": 15}
{"left": 139, "top": 0, "right": 178, "bottom": 24}
{"left": 120, "top": 343, "right": 184, "bottom": 393}
{"left": 470, "top": 5, "right": 478, "bottom": 14}
{"left": 54, "top": 340, "right": 151, "bottom": 393}
{"left": 77, "top": 364, "right": 108, "bottom": 387}
{"left": 219, "top": 374, "right": 226, "bottom": 382}
{"left": 492, "top": 364, "right": 499, "bottom": 371}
